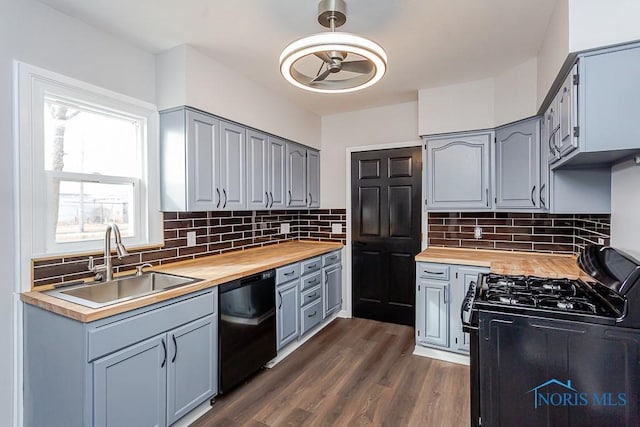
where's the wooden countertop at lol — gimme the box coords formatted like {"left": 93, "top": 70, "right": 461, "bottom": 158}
{"left": 415, "top": 247, "right": 590, "bottom": 279}
{"left": 21, "top": 240, "right": 343, "bottom": 323}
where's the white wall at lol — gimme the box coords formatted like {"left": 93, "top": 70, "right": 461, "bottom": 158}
{"left": 494, "top": 58, "right": 538, "bottom": 126}
{"left": 569, "top": 0, "right": 640, "bottom": 52}
{"left": 418, "top": 58, "right": 538, "bottom": 135}
{"left": 157, "top": 45, "right": 321, "bottom": 148}
{"left": 320, "top": 101, "right": 419, "bottom": 208}
{"left": 536, "top": 0, "right": 570, "bottom": 108}
{"left": 611, "top": 160, "right": 640, "bottom": 259}
{"left": 418, "top": 78, "right": 494, "bottom": 135}
{"left": 1, "top": 1, "right": 157, "bottom": 425}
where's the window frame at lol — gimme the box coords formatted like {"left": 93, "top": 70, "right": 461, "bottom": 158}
{"left": 16, "top": 61, "right": 162, "bottom": 266}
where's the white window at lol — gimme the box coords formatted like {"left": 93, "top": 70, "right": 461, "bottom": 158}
{"left": 16, "top": 62, "right": 162, "bottom": 259}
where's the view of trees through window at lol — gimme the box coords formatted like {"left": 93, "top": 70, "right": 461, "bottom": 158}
{"left": 44, "top": 99, "right": 141, "bottom": 243}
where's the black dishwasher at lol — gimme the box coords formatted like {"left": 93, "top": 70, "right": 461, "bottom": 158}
{"left": 218, "top": 270, "right": 276, "bottom": 394}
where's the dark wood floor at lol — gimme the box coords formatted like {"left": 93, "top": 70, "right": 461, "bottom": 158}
{"left": 193, "top": 318, "right": 470, "bottom": 427}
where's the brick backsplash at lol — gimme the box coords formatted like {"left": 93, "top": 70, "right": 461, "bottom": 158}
{"left": 427, "top": 212, "right": 610, "bottom": 254}
{"left": 32, "top": 209, "right": 347, "bottom": 288}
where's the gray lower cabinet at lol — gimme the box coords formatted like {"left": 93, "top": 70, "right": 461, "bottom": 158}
{"left": 495, "top": 118, "right": 541, "bottom": 210}
{"left": 424, "top": 132, "right": 492, "bottom": 210}
{"left": 323, "top": 264, "right": 342, "bottom": 318}
{"left": 24, "top": 288, "right": 218, "bottom": 427}
{"left": 286, "top": 142, "right": 307, "bottom": 208}
{"left": 276, "top": 264, "right": 301, "bottom": 350}
{"left": 416, "top": 262, "right": 488, "bottom": 354}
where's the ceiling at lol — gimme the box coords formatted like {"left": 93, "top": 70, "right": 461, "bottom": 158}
{"left": 37, "top": 0, "right": 558, "bottom": 116}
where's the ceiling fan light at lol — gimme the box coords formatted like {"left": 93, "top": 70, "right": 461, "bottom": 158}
{"left": 280, "top": 32, "right": 387, "bottom": 94}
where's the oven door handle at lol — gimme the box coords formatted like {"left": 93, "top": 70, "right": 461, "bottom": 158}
{"left": 460, "top": 281, "right": 476, "bottom": 330}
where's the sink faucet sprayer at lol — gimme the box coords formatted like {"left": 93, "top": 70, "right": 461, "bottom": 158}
{"left": 88, "top": 223, "right": 129, "bottom": 281}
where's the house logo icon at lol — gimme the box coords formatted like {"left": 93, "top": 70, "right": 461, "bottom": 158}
{"left": 527, "top": 378, "right": 627, "bottom": 409}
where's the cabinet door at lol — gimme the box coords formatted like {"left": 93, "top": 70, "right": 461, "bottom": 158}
{"left": 93, "top": 335, "right": 167, "bottom": 427}
{"left": 276, "top": 281, "right": 300, "bottom": 350}
{"left": 246, "top": 130, "right": 270, "bottom": 210}
{"left": 495, "top": 118, "right": 540, "bottom": 209}
{"left": 219, "top": 121, "right": 246, "bottom": 210}
{"left": 286, "top": 142, "right": 307, "bottom": 208}
{"left": 166, "top": 315, "right": 217, "bottom": 426}
{"left": 323, "top": 264, "right": 342, "bottom": 318}
{"left": 186, "top": 110, "right": 220, "bottom": 211}
{"left": 425, "top": 133, "right": 491, "bottom": 210}
{"left": 556, "top": 65, "right": 579, "bottom": 158}
{"left": 451, "top": 267, "right": 489, "bottom": 354}
{"left": 268, "top": 137, "right": 286, "bottom": 210}
{"left": 306, "top": 149, "right": 320, "bottom": 208}
{"left": 545, "top": 97, "right": 561, "bottom": 164}
{"left": 417, "top": 280, "right": 449, "bottom": 348}
{"left": 539, "top": 114, "right": 550, "bottom": 210}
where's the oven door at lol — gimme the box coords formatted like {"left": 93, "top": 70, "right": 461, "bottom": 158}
{"left": 478, "top": 310, "right": 639, "bottom": 427}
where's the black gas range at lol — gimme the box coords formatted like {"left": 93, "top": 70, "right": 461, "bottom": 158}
{"left": 462, "top": 245, "right": 640, "bottom": 427}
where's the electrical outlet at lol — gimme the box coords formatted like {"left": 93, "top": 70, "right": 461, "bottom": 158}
{"left": 280, "top": 223, "right": 290, "bottom": 234}
{"left": 331, "top": 223, "right": 343, "bottom": 234}
{"left": 474, "top": 226, "right": 482, "bottom": 239}
{"left": 598, "top": 237, "right": 605, "bottom": 245}
{"left": 186, "top": 231, "right": 196, "bottom": 247}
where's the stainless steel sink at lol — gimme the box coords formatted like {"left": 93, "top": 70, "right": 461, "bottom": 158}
{"left": 45, "top": 272, "right": 202, "bottom": 309}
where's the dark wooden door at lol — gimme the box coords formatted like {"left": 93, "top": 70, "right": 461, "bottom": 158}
{"left": 351, "top": 147, "right": 422, "bottom": 326}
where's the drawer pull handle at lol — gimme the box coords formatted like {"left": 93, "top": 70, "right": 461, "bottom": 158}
{"left": 424, "top": 270, "right": 444, "bottom": 275}
{"left": 329, "top": 255, "right": 337, "bottom": 261}
{"left": 306, "top": 264, "right": 317, "bottom": 269}
{"left": 161, "top": 338, "right": 167, "bottom": 368}
{"left": 284, "top": 271, "right": 295, "bottom": 276}
{"left": 171, "top": 334, "right": 177, "bottom": 363}
{"left": 307, "top": 311, "right": 317, "bottom": 318}
{"left": 308, "top": 279, "right": 318, "bottom": 285}
{"left": 307, "top": 292, "right": 317, "bottom": 298}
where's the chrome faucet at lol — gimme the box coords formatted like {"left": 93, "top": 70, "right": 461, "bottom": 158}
{"left": 88, "top": 223, "right": 130, "bottom": 281}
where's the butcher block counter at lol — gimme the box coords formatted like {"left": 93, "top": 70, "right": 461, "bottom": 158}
{"left": 21, "top": 240, "right": 343, "bottom": 322}
{"left": 415, "top": 247, "right": 591, "bottom": 279}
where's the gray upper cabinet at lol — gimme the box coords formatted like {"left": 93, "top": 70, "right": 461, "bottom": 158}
{"left": 552, "top": 42, "right": 640, "bottom": 168}
{"left": 160, "top": 108, "right": 221, "bottom": 211}
{"left": 286, "top": 142, "right": 308, "bottom": 208}
{"left": 161, "top": 106, "right": 318, "bottom": 212}
{"left": 247, "top": 130, "right": 270, "bottom": 210}
{"left": 219, "top": 121, "right": 247, "bottom": 210}
{"left": 306, "top": 149, "right": 321, "bottom": 208}
{"left": 269, "top": 137, "right": 287, "bottom": 210}
{"left": 495, "top": 118, "right": 541, "bottom": 210}
{"left": 556, "top": 65, "right": 579, "bottom": 159}
{"left": 425, "top": 132, "right": 492, "bottom": 210}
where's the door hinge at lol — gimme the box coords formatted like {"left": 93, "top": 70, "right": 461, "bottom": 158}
{"left": 573, "top": 74, "right": 579, "bottom": 85}
{"left": 573, "top": 126, "right": 580, "bottom": 137}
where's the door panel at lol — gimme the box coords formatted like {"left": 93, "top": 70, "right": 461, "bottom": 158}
{"left": 352, "top": 147, "right": 422, "bottom": 326}
{"left": 246, "top": 130, "right": 269, "bottom": 210}
{"left": 359, "top": 187, "right": 381, "bottom": 236}
{"left": 268, "top": 137, "right": 286, "bottom": 209}
{"left": 187, "top": 111, "right": 219, "bottom": 211}
{"left": 219, "top": 121, "right": 246, "bottom": 210}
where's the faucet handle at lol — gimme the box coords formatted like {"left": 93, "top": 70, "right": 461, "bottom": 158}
{"left": 88, "top": 256, "right": 106, "bottom": 273}
{"left": 136, "top": 263, "right": 154, "bottom": 276}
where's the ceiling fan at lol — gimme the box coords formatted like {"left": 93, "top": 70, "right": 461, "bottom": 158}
{"left": 279, "top": 0, "right": 387, "bottom": 93}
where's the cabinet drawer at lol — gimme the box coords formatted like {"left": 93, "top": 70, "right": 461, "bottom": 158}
{"left": 322, "top": 250, "right": 341, "bottom": 267}
{"left": 417, "top": 263, "right": 450, "bottom": 280}
{"left": 276, "top": 263, "right": 300, "bottom": 284}
{"left": 301, "top": 257, "right": 322, "bottom": 275}
{"left": 300, "top": 284, "right": 321, "bottom": 307}
{"left": 301, "top": 299, "right": 323, "bottom": 335}
{"left": 300, "top": 271, "right": 322, "bottom": 292}
{"left": 88, "top": 290, "right": 215, "bottom": 362}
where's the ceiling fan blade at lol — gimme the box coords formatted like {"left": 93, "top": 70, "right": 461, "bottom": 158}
{"left": 340, "top": 60, "right": 373, "bottom": 74}
{"left": 313, "top": 51, "right": 332, "bottom": 63}
{"left": 311, "top": 68, "right": 332, "bottom": 83}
